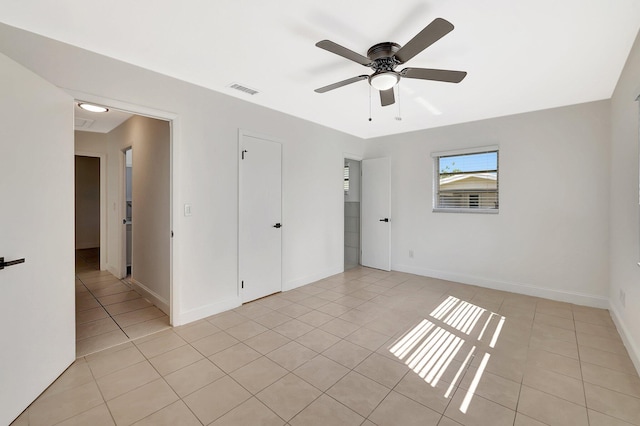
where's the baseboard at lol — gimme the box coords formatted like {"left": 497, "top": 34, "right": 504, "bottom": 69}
{"left": 284, "top": 265, "right": 344, "bottom": 291}
{"left": 393, "top": 263, "right": 609, "bottom": 309}
{"left": 172, "top": 296, "right": 242, "bottom": 326}
{"left": 130, "top": 278, "right": 170, "bottom": 316}
{"left": 608, "top": 303, "right": 640, "bottom": 376}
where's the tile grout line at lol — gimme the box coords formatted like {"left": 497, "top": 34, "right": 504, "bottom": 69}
{"left": 76, "top": 270, "right": 134, "bottom": 337}
{"left": 55, "top": 262, "right": 638, "bottom": 426}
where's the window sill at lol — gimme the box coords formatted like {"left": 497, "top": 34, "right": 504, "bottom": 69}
{"left": 433, "top": 208, "right": 499, "bottom": 214}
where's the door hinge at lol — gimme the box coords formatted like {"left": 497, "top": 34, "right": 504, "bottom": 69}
{"left": 241, "top": 150, "right": 248, "bottom": 160}
{"left": 241, "top": 280, "right": 244, "bottom": 289}
{"left": 171, "top": 231, "right": 174, "bottom": 238}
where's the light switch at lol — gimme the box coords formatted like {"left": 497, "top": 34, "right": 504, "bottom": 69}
{"left": 184, "top": 204, "right": 192, "bottom": 216}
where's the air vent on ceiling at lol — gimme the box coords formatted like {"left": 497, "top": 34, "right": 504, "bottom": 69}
{"left": 75, "top": 117, "right": 94, "bottom": 129}
{"left": 228, "top": 83, "right": 259, "bottom": 96}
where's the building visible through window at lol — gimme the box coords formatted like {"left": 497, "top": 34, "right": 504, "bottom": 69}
{"left": 433, "top": 148, "right": 498, "bottom": 212}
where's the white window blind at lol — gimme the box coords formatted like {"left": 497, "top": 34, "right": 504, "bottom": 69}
{"left": 433, "top": 148, "right": 499, "bottom": 213}
{"left": 344, "top": 164, "right": 350, "bottom": 193}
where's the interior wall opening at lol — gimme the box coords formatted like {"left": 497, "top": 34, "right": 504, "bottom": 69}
{"left": 74, "top": 155, "right": 101, "bottom": 269}
{"left": 344, "top": 158, "right": 361, "bottom": 270}
{"left": 74, "top": 103, "right": 172, "bottom": 356}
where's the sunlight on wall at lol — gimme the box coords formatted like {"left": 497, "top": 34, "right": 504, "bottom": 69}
{"left": 388, "top": 295, "right": 506, "bottom": 414}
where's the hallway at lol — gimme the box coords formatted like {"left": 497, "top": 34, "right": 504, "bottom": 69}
{"left": 75, "top": 249, "right": 170, "bottom": 357}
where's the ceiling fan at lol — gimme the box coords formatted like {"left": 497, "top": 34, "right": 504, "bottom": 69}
{"left": 314, "top": 18, "right": 467, "bottom": 107}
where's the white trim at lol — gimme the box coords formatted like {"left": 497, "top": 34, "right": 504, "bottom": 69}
{"left": 432, "top": 147, "right": 499, "bottom": 213}
{"left": 173, "top": 297, "right": 241, "bottom": 326}
{"left": 129, "top": 278, "right": 170, "bottom": 315}
{"left": 106, "top": 264, "right": 119, "bottom": 278}
{"left": 74, "top": 150, "right": 107, "bottom": 271}
{"left": 284, "top": 265, "right": 344, "bottom": 291}
{"left": 65, "top": 89, "right": 179, "bottom": 122}
{"left": 433, "top": 208, "right": 499, "bottom": 214}
{"left": 431, "top": 145, "right": 499, "bottom": 158}
{"left": 609, "top": 304, "right": 640, "bottom": 375}
{"left": 119, "top": 147, "right": 130, "bottom": 279}
{"left": 67, "top": 89, "right": 179, "bottom": 326}
{"left": 344, "top": 152, "right": 364, "bottom": 161}
{"left": 393, "top": 263, "right": 610, "bottom": 309}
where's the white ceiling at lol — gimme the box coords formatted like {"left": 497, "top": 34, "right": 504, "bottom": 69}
{"left": 74, "top": 103, "right": 132, "bottom": 133}
{"left": 2, "top": 0, "right": 639, "bottom": 139}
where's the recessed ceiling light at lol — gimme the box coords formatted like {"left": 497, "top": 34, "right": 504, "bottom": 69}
{"left": 78, "top": 103, "right": 109, "bottom": 113}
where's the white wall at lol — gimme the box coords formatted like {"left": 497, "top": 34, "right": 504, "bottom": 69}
{"left": 0, "top": 24, "right": 364, "bottom": 325}
{"left": 109, "top": 115, "right": 171, "bottom": 310}
{"left": 365, "top": 100, "right": 611, "bottom": 307}
{"left": 610, "top": 28, "right": 640, "bottom": 371}
{"left": 75, "top": 131, "right": 108, "bottom": 154}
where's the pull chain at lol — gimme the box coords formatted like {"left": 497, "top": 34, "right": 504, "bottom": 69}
{"left": 368, "top": 85, "right": 372, "bottom": 122}
{"left": 395, "top": 82, "right": 402, "bottom": 121}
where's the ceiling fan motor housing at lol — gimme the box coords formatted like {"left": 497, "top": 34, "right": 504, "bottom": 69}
{"left": 367, "top": 42, "right": 401, "bottom": 62}
{"left": 367, "top": 42, "right": 402, "bottom": 90}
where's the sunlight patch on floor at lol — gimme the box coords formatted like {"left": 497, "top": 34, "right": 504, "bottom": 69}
{"left": 389, "top": 295, "right": 506, "bottom": 412}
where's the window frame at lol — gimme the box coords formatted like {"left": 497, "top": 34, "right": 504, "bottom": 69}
{"left": 431, "top": 145, "right": 499, "bottom": 214}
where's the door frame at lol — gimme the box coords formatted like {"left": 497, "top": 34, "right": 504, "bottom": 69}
{"left": 74, "top": 150, "right": 107, "bottom": 271}
{"left": 69, "top": 89, "right": 179, "bottom": 325}
{"left": 343, "top": 152, "right": 364, "bottom": 272}
{"left": 120, "top": 146, "right": 133, "bottom": 279}
{"left": 238, "top": 129, "right": 283, "bottom": 302}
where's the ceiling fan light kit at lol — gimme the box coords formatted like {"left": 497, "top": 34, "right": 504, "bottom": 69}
{"left": 369, "top": 72, "right": 400, "bottom": 91}
{"left": 314, "top": 17, "right": 467, "bottom": 108}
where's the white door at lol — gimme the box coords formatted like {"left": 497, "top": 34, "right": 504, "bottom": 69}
{"left": 361, "top": 157, "right": 391, "bottom": 271}
{"left": 0, "top": 53, "right": 75, "bottom": 424}
{"left": 239, "top": 133, "right": 282, "bottom": 302}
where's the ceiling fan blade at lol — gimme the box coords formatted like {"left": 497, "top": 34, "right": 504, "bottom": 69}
{"left": 402, "top": 67, "right": 467, "bottom": 83}
{"left": 316, "top": 40, "right": 372, "bottom": 66}
{"left": 380, "top": 88, "right": 395, "bottom": 107}
{"left": 314, "top": 75, "right": 368, "bottom": 93}
{"left": 395, "top": 18, "right": 454, "bottom": 64}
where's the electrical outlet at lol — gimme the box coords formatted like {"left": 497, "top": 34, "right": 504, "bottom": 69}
{"left": 620, "top": 289, "right": 626, "bottom": 308}
{"left": 409, "top": 249, "right": 414, "bottom": 258}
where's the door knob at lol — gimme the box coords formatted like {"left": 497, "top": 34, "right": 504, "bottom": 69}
{"left": 379, "top": 218, "right": 389, "bottom": 222}
{"left": 0, "top": 256, "right": 25, "bottom": 270}
{"left": 273, "top": 223, "right": 282, "bottom": 228}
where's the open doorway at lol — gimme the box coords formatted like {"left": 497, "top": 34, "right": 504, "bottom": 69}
{"left": 74, "top": 155, "right": 100, "bottom": 269}
{"left": 74, "top": 104, "right": 172, "bottom": 356}
{"left": 344, "top": 158, "right": 361, "bottom": 270}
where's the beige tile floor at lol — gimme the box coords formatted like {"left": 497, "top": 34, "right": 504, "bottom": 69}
{"left": 74, "top": 249, "right": 170, "bottom": 357}
{"left": 12, "top": 266, "right": 640, "bottom": 425}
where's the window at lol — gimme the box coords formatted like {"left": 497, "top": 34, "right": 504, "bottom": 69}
{"left": 432, "top": 147, "right": 499, "bottom": 213}
{"left": 344, "top": 164, "right": 350, "bottom": 193}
